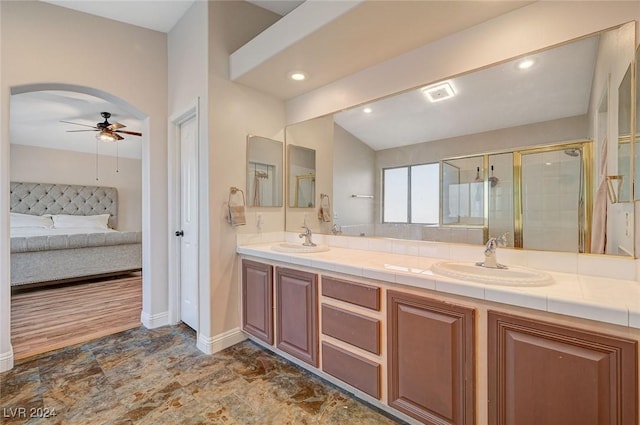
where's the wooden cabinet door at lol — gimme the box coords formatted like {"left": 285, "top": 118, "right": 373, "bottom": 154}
{"left": 241, "top": 259, "right": 273, "bottom": 344}
{"left": 488, "top": 311, "right": 638, "bottom": 425}
{"left": 387, "top": 291, "right": 475, "bottom": 425}
{"left": 276, "top": 267, "right": 318, "bottom": 366}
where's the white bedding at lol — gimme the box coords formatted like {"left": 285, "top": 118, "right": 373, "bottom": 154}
{"left": 10, "top": 227, "right": 118, "bottom": 238}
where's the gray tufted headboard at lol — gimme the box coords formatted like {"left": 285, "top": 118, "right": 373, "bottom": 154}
{"left": 10, "top": 182, "right": 118, "bottom": 229}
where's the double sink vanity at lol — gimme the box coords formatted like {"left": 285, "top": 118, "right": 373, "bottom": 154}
{"left": 240, "top": 20, "right": 640, "bottom": 425}
{"left": 238, "top": 234, "right": 640, "bottom": 425}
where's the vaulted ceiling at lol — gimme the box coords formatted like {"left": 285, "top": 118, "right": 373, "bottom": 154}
{"left": 15, "top": 1, "right": 570, "bottom": 155}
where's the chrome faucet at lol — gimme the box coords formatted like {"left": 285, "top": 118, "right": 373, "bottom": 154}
{"left": 331, "top": 223, "right": 342, "bottom": 235}
{"left": 299, "top": 225, "right": 316, "bottom": 246}
{"left": 476, "top": 233, "right": 508, "bottom": 269}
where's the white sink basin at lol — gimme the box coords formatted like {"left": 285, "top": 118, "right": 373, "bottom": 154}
{"left": 430, "top": 262, "right": 553, "bottom": 286}
{"left": 271, "top": 242, "right": 330, "bottom": 253}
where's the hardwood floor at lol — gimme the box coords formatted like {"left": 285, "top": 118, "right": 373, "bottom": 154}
{"left": 11, "top": 273, "right": 142, "bottom": 360}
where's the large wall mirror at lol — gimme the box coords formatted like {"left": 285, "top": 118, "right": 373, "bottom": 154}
{"left": 441, "top": 155, "right": 485, "bottom": 228}
{"left": 246, "top": 135, "right": 283, "bottom": 207}
{"left": 284, "top": 22, "right": 636, "bottom": 257}
{"left": 618, "top": 64, "right": 633, "bottom": 202}
{"left": 635, "top": 44, "right": 640, "bottom": 200}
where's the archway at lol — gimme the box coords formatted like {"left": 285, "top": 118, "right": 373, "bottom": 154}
{"left": 1, "top": 83, "right": 156, "bottom": 368}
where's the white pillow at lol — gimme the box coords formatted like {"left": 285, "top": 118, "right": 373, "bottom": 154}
{"left": 10, "top": 212, "right": 54, "bottom": 228}
{"left": 51, "top": 214, "right": 111, "bottom": 230}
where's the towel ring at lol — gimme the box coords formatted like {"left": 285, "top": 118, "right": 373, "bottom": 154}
{"left": 229, "top": 186, "right": 246, "bottom": 206}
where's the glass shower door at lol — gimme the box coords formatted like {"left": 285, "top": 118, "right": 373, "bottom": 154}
{"left": 519, "top": 148, "right": 584, "bottom": 252}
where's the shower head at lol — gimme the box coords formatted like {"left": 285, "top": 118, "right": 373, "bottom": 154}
{"left": 564, "top": 148, "right": 580, "bottom": 157}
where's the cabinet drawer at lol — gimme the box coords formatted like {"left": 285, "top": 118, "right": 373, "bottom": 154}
{"left": 322, "top": 276, "right": 380, "bottom": 310}
{"left": 322, "top": 342, "right": 380, "bottom": 399}
{"left": 322, "top": 304, "right": 380, "bottom": 354}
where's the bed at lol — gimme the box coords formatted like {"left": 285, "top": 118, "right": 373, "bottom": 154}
{"left": 10, "top": 182, "right": 142, "bottom": 289}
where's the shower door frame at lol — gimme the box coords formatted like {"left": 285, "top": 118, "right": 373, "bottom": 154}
{"left": 513, "top": 140, "right": 593, "bottom": 253}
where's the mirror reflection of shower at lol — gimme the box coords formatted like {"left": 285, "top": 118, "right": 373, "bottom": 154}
{"left": 520, "top": 145, "right": 588, "bottom": 253}
{"left": 294, "top": 174, "right": 316, "bottom": 208}
{"left": 248, "top": 161, "right": 276, "bottom": 207}
{"left": 246, "top": 135, "right": 283, "bottom": 207}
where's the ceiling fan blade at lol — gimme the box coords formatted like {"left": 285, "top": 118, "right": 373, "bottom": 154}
{"left": 115, "top": 130, "right": 142, "bottom": 137}
{"left": 60, "top": 120, "right": 99, "bottom": 129}
{"left": 113, "top": 133, "right": 125, "bottom": 141}
{"left": 107, "top": 122, "right": 126, "bottom": 130}
{"left": 66, "top": 129, "right": 98, "bottom": 132}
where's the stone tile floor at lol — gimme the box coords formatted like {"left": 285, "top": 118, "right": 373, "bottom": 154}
{"left": 1, "top": 324, "right": 403, "bottom": 424}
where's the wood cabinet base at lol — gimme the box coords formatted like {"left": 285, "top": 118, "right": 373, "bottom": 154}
{"left": 387, "top": 291, "right": 475, "bottom": 425}
{"left": 241, "top": 260, "right": 273, "bottom": 344}
{"left": 276, "top": 267, "right": 319, "bottom": 367}
{"left": 488, "top": 311, "right": 638, "bottom": 425}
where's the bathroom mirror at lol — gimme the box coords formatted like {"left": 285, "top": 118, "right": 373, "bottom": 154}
{"left": 617, "top": 64, "right": 633, "bottom": 202}
{"left": 634, "top": 45, "right": 640, "bottom": 200}
{"left": 284, "top": 22, "right": 636, "bottom": 256}
{"left": 246, "top": 135, "right": 283, "bottom": 207}
{"left": 287, "top": 145, "right": 316, "bottom": 208}
{"left": 441, "top": 156, "right": 485, "bottom": 227}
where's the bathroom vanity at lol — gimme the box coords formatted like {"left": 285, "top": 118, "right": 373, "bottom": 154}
{"left": 237, "top": 239, "right": 639, "bottom": 425}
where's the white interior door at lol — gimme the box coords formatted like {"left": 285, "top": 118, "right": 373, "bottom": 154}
{"left": 178, "top": 115, "right": 198, "bottom": 330}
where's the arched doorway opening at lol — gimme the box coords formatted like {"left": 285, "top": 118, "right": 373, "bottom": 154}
{"left": 2, "top": 83, "right": 155, "bottom": 365}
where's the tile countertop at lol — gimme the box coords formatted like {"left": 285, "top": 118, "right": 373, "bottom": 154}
{"left": 237, "top": 243, "right": 640, "bottom": 330}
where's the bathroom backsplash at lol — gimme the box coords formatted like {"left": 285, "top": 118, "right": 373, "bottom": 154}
{"left": 237, "top": 232, "right": 639, "bottom": 282}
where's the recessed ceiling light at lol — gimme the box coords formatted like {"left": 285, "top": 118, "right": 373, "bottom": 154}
{"left": 518, "top": 58, "right": 535, "bottom": 70}
{"left": 289, "top": 71, "right": 308, "bottom": 81}
{"left": 363, "top": 107, "right": 372, "bottom": 114}
{"left": 422, "top": 82, "right": 456, "bottom": 103}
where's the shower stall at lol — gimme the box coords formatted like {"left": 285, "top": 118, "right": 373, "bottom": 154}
{"left": 442, "top": 140, "right": 593, "bottom": 253}
{"left": 513, "top": 143, "right": 592, "bottom": 253}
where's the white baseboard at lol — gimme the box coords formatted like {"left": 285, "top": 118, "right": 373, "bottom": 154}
{"left": 0, "top": 348, "right": 14, "bottom": 372}
{"left": 140, "top": 310, "right": 170, "bottom": 329}
{"left": 196, "top": 327, "right": 247, "bottom": 355}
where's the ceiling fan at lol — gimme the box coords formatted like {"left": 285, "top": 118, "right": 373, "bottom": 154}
{"left": 61, "top": 112, "right": 142, "bottom": 141}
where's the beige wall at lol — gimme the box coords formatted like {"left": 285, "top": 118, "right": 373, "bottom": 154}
{"left": 285, "top": 115, "right": 334, "bottom": 235}
{"left": 1, "top": 1, "right": 168, "bottom": 369}
{"left": 208, "top": 1, "right": 284, "bottom": 337}
{"left": 10, "top": 144, "right": 142, "bottom": 231}
{"left": 168, "top": 0, "right": 210, "bottom": 337}
{"left": 333, "top": 123, "right": 375, "bottom": 230}
{"left": 376, "top": 115, "right": 589, "bottom": 169}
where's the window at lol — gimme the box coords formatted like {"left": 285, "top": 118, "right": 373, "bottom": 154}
{"left": 383, "top": 163, "right": 439, "bottom": 224}
{"left": 383, "top": 167, "right": 408, "bottom": 222}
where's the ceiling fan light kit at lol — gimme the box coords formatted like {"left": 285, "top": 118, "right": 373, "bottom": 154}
{"left": 61, "top": 111, "right": 141, "bottom": 181}
{"left": 62, "top": 111, "right": 142, "bottom": 142}
{"left": 96, "top": 130, "right": 121, "bottom": 142}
